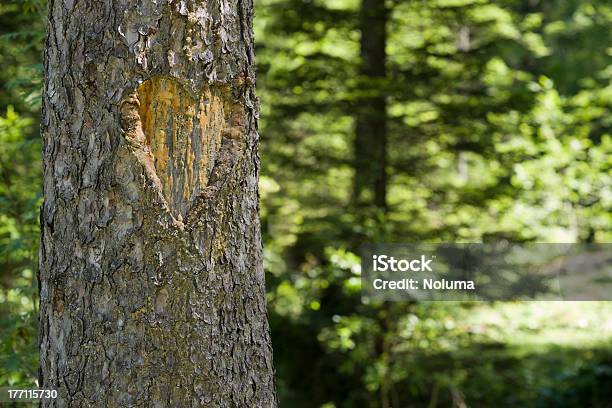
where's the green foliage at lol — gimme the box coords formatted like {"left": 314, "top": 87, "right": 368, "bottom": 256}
{"left": 0, "top": 107, "right": 41, "bottom": 386}
{"left": 0, "top": 0, "right": 44, "bottom": 387}
{"left": 0, "top": 0, "right": 45, "bottom": 110}
{"left": 256, "top": 0, "right": 612, "bottom": 406}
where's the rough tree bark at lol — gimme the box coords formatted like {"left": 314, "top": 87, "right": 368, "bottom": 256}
{"left": 39, "top": 0, "right": 277, "bottom": 406}
{"left": 353, "top": 0, "right": 388, "bottom": 210}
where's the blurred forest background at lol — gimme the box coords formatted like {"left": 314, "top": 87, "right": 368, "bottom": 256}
{"left": 1, "top": 0, "right": 611, "bottom": 406}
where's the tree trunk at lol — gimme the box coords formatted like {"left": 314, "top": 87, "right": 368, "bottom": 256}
{"left": 39, "top": 0, "right": 276, "bottom": 406}
{"left": 354, "top": 0, "right": 388, "bottom": 210}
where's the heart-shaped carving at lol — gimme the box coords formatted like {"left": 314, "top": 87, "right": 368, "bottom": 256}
{"left": 135, "top": 77, "right": 225, "bottom": 218}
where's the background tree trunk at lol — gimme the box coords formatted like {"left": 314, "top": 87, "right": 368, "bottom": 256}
{"left": 39, "top": 0, "right": 277, "bottom": 406}
{"left": 353, "top": 0, "right": 388, "bottom": 210}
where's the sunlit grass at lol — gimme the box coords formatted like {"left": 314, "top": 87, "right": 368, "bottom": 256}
{"left": 463, "top": 301, "right": 612, "bottom": 349}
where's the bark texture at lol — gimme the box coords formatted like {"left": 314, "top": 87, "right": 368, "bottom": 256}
{"left": 354, "top": 0, "right": 388, "bottom": 210}
{"left": 39, "top": 0, "right": 277, "bottom": 406}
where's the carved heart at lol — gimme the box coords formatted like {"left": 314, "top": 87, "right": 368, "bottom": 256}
{"left": 136, "top": 77, "right": 225, "bottom": 218}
